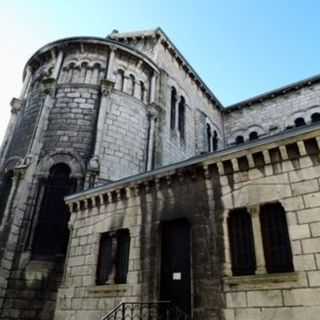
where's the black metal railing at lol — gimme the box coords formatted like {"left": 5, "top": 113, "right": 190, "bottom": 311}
{"left": 101, "top": 301, "right": 191, "bottom": 320}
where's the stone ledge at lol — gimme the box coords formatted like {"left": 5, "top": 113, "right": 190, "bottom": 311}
{"left": 87, "top": 283, "right": 128, "bottom": 297}
{"left": 224, "top": 272, "right": 299, "bottom": 286}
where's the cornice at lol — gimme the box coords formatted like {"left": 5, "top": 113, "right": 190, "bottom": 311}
{"left": 23, "top": 37, "right": 160, "bottom": 81}
{"left": 225, "top": 73, "right": 320, "bottom": 112}
{"left": 65, "top": 122, "right": 320, "bottom": 207}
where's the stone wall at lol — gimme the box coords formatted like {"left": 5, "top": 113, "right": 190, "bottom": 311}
{"left": 42, "top": 85, "right": 100, "bottom": 161}
{"left": 224, "top": 82, "right": 320, "bottom": 145}
{"left": 61, "top": 124, "right": 320, "bottom": 320}
{"left": 155, "top": 41, "right": 224, "bottom": 164}
{"left": 99, "top": 91, "right": 149, "bottom": 180}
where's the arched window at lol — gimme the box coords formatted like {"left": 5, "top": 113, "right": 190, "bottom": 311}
{"left": 206, "top": 124, "right": 212, "bottom": 152}
{"left": 0, "top": 170, "right": 13, "bottom": 225}
{"left": 235, "top": 135, "right": 244, "bottom": 145}
{"left": 128, "top": 74, "right": 135, "bottom": 96}
{"left": 32, "top": 163, "right": 76, "bottom": 257}
{"left": 178, "top": 96, "right": 186, "bottom": 140}
{"left": 260, "top": 202, "right": 293, "bottom": 273}
{"left": 116, "top": 69, "right": 125, "bottom": 91}
{"left": 249, "top": 131, "right": 258, "bottom": 141}
{"left": 228, "top": 208, "right": 256, "bottom": 276}
{"left": 67, "top": 63, "right": 76, "bottom": 83}
{"left": 294, "top": 117, "right": 306, "bottom": 127}
{"left": 311, "top": 112, "right": 320, "bottom": 123}
{"left": 170, "top": 87, "right": 177, "bottom": 130}
{"left": 212, "top": 130, "right": 218, "bottom": 151}
{"left": 140, "top": 81, "right": 145, "bottom": 102}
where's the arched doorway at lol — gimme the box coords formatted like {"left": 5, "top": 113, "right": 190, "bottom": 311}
{"left": 32, "top": 163, "right": 76, "bottom": 258}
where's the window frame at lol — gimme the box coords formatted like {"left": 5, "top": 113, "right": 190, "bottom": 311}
{"left": 96, "top": 229, "right": 130, "bottom": 285}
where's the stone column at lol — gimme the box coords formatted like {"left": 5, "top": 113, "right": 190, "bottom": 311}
{"left": 106, "top": 47, "right": 116, "bottom": 81}
{"left": 28, "top": 78, "right": 56, "bottom": 156}
{"left": 146, "top": 103, "right": 160, "bottom": 171}
{"left": 147, "top": 112, "right": 157, "bottom": 171}
{"left": 27, "top": 51, "right": 63, "bottom": 157}
{"left": 51, "top": 51, "right": 64, "bottom": 80}
{"left": 248, "top": 205, "right": 266, "bottom": 274}
{"left": 149, "top": 72, "right": 157, "bottom": 104}
{"left": 0, "top": 169, "right": 20, "bottom": 230}
{"left": 223, "top": 215, "right": 233, "bottom": 276}
{"left": 19, "top": 66, "right": 32, "bottom": 100}
{"left": 0, "top": 98, "right": 23, "bottom": 169}
{"left": 86, "top": 79, "right": 115, "bottom": 187}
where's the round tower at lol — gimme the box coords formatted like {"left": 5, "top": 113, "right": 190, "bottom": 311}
{"left": 0, "top": 37, "right": 159, "bottom": 319}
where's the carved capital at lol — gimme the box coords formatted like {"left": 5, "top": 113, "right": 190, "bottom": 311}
{"left": 100, "top": 79, "right": 115, "bottom": 96}
{"left": 14, "top": 154, "right": 33, "bottom": 176}
{"left": 88, "top": 156, "right": 100, "bottom": 173}
{"left": 10, "top": 98, "right": 23, "bottom": 114}
{"left": 41, "top": 77, "right": 57, "bottom": 96}
{"left": 148, "top": 102, "right": 161, "bottom": 119}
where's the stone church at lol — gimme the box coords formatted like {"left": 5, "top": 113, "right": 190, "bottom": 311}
{"left": 0, "top": 27, "right": 319, "bottom": 320}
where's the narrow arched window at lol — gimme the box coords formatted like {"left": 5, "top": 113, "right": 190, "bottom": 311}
{"left": 116, "top": 69, "right": 125, "bottom": 91}
{"left": 294, "top": 117, "right": 306, "bottom": 127}
{"left": 249, "top": 131, "right": 258, "bottom": 141}
{"left": 260, "top": 202, "right": 293, "bottom": 273}
{"left": 206, "top": 124, "right": 212, "bottom": 152}
{"left": 311, "top": 112, "right": 320, "bottom": 123}
{"left": 228, "top": 208, "right": 256, "bottom": 276}
{"left": 140, "top": 81, "right": 145, "bottom": 102}
{"left": 128, "top": 74, "right": 135, "bottom": 96}
{"left": 170, "top": 87, "right": 177, "bottom": 130}
{"left": 0, "top": 170, "right": 13, "bottom": 225}
{"left": 212, "top": 130, "right": 218, "bottom": 151}
{"left": 32, "top": 163, "right": 76, "bottom": 257}
{"left": 178, "top": 96, "right": 186, "bottom": 140}
{"left": 235, "top": 135, "right": 244, "bottom": 145}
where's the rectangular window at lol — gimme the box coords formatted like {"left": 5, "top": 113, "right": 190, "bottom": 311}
{"left": 228, "top": 208, "right": 256, "bottom": 276}
{"left": 96, "top": 229, "right": 130, "bottom": 285}
{"left": 260, "top": 202, "right": 293, "bottom": 273}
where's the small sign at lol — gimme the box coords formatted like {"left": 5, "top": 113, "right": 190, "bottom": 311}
{"left": 173, "top": 272, "right": 182, "bottom": 280}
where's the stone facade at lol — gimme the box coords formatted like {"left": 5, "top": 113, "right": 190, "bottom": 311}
{"left": 0, "top": 28, "right": 320, "bottom": 320}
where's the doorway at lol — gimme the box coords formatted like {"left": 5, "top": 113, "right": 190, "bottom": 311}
{"left": 160, "top": 219, "right": 191, "bottom": 315}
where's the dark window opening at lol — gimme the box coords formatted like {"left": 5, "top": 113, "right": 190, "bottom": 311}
{"left": 96, "top": 229, "right": 130, "bottom": 285}
{"left": 129, "top": 74, "right": 135, "bottom": 96}
{"left": 140, "top": 81, "right": 145, "bottom": 102}
{"left": 206, "top": 124, "right": 212, "bottom": 152}
{"left": 32, "top": 163, "right": 76, "bottom": 257}
{"left": 311, "top": 113, "right": 320, "bottom": 123}
{"left": 249, "top": 131, "right": 258, "bottom": 141}
{"left": 235, "top": 135, "right": 244, "bottom": 145}
{"left": 212, "top": 130, "right": 218, "bottom": 151}
{"left": 0, "top": 170, "right": 14, "bottom": 225}
{"left": 178, "top": 96, "right": 186, "bottom": 140}
{"left": 228, "top": 208, "right": 256, "bottom": 276}
{"left": 260, "top": 202, "right": 293, "bottom": 273}
{"left": 170, "top": 87, "right": 177, "bottom": 130}
{"left": 294, "top": 117, "right": 306, "bottom": 127}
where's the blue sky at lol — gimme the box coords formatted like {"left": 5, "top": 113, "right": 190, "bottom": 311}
{"left": 0, "top": 0, "right": 319, "bottom": 139}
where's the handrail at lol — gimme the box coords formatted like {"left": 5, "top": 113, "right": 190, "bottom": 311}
{"left": 101, "top": 301, "right": 191, "bottom": 320}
